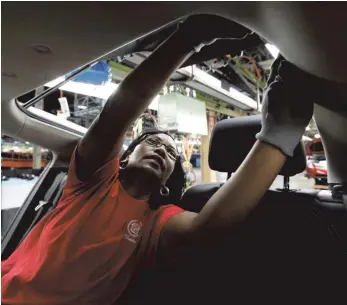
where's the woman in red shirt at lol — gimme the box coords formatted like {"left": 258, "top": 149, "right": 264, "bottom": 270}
{"left": 2, "top": 15, "right": 313, "bottom": 305}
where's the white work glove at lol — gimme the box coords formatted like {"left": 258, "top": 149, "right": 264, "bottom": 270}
{"left": 256, "top": 58, "right": 314, "bottom": 157}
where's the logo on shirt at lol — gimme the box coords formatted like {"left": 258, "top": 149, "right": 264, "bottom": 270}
{"left": 124, "top": 220, "right": 142, "bottom": 243}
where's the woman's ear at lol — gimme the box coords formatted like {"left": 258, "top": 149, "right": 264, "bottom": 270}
{"left": 119, "top": 157, "right": 129, "bottom": 170}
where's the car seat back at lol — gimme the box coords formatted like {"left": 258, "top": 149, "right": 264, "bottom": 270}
{"left": 179, "top": 115, "right": 307, "bottom": 212}
{"left": 122, "top": 116, "right": 346, "bottom": 305}
{"left": 209, "top": 115, "right": 306, "bottom": 187}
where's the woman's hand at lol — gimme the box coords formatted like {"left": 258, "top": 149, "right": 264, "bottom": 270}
{"left": 75, "top": 23, "right": 198, "bottom": 181}
{"left": 160, "top": 57, "right": 314, "bottom": 259}
{"left": 256, "top": 58, "right": 314, "bottom": 157}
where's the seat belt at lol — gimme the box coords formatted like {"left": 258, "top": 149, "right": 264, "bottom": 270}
{"left": 34, "top": 173, "right": 65, "bottom": 210}
{"left": 20, "top": 172, "right": 67, "bottom": 242}
{"left": 34, "top": 173, "right": 67, "bottom": 212}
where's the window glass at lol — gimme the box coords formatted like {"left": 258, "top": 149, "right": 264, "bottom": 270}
{"left": 15, "top": 59, "right": 325, "bottom": 194}
{"left": 1, "top": 137, "right": 52, "bottom": 236}
{"left": 269, "top": 121, "right": 327, "bottom": 190}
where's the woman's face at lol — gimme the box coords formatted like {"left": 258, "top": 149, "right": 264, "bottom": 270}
{"left": 126, "top": 134, "right": 178, "bottom": 185}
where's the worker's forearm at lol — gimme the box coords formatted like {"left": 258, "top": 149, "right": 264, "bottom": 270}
{"left": 76, "top": 30, "right": 195, "bottom": 179}
{"left": 99, "top": 31, "right": 194, "bottom": 133}
{"left": 192, "top": 141, "right": 286, "bottom": 232}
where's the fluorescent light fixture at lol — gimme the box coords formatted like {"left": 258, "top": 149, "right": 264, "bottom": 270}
{"left": 265, "top": 43, "right": 280, "bottom": 59}
{"left": 178, "top": 65, "right": 258, "bottom": 110}
{"left": 45, "top": 78, "right": 159, "bottom": 111}
{"left": 45, "top": 77, "right": 118, "bottom": 100}
{"left": 78, "top": 105, "right": 87, "bottom": 110}
{"left": 305, "top": 126, "right": 311, "bottom": 131}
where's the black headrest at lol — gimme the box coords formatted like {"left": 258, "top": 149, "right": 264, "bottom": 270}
{"left": 209, "top": 115, "right": 306, "bottom": 177}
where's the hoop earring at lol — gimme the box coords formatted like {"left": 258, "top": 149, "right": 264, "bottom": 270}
{"left": 119, "top": 160, "right": 128, "bottom": 170}
{"left": 160, "top": 185, "right": 170, "bottom": 196}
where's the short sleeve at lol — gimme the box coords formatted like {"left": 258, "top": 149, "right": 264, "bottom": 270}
{"left": 143, "top": 204, "right": 185, "bottom": 265}
{"left": 62, "top": 144, "right": 119, "bottom": 197}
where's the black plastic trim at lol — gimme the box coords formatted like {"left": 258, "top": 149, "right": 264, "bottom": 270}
{"left": 1, "top": 156, "right": 55, "bottom": 255}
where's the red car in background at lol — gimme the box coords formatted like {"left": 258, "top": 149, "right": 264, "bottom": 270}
{"left": 305, "top": 137, "right": 328, "bottom": 185}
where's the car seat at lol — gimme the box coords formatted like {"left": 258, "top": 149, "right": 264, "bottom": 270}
{"left": 122, "top": 115, "right": 346, "bottom": 305}
{"left": 179, "top": 115, "right": 307, "bottom": 213}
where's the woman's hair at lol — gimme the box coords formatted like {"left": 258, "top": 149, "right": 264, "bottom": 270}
{"left": 120, "top": 128, "right": 186, "bottom": 209}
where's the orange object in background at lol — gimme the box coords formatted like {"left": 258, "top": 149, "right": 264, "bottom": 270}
{"left": 305, "top": 138, "right": 327, "bottom": 185}
{"left": 1, "top": 152, "right": 48, "bottom": 170}
{"left": 2, "top": 159, "right": 48, "bottom": 169}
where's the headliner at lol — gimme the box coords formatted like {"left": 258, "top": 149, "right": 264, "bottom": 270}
{"left": 2, "top": 2, "right": 347, "bottom": 183}
{"left": 2, "top": 2, "right": 347, "bottom": 103}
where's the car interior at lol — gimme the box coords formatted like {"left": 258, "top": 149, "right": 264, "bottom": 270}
{"left": 2, "top": 2, "right": 347, "bottom": 305}
{"left": 120, "top": 116, "right": 347, "bottom": 305}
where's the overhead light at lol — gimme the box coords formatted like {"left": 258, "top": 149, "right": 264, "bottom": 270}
{"left": 45, "top": 79, "right": 118, "bottom": 100}
{"left": 265, "top": 43, "right": 280, "bottom": 59}
{"left": 314, "top": 134, "right": 321, "bottom": 139}
{"left": 33, "top": 44, "right": 52, "bottom": 54}
{"left": 178, "top": 65, "right": 258, "bottom": 110}
{"left": 305, "top": 126, "right": 311, "bottom": 131}
{"left": 78, "top": 105, "right": 87, "bottom": 110}
{"left": 45, "top": 78, "right": 160, "bottom": 111}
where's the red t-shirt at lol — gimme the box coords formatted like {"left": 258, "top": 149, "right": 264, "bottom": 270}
{"left": 2, "top": 150, "right": 184, "bottom": 305}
